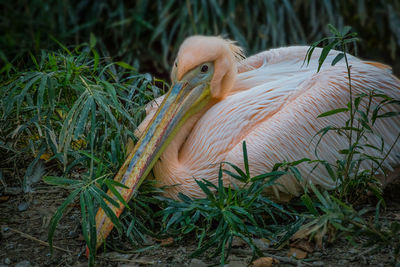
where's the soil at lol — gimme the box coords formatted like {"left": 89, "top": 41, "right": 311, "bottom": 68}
{"left": 1, "top": 181, "right": 399, "bottom": 267}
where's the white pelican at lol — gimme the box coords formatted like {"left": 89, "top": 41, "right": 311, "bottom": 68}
{"left": 94, "top": 36, "right": 400, "bottom": 248}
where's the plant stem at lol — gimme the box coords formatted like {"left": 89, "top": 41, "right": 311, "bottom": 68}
{"left": 342, "top": 43, "right": 354, "bottom": 183}
{"left": 372, "top": 132, "right": 400, "bottom": 176}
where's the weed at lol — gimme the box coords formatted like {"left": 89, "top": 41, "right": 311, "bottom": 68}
{"left": 1, "top": 1, "right": 399, "bottom": 77}
{"left": 0, "top": 41, "right": 165, "bottom": 266}
{"left": 159, "top": 142, "right": 301, "bottom": 266}
{"left": 295, "top": 24, "right": 400, "bottom": 263}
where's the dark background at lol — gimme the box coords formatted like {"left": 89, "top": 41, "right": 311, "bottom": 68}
{"left": 1, "top": 0, "right": 400, "bottom": 79}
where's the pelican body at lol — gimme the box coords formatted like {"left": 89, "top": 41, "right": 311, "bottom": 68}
{"left": 93, "top": 36, "right": 400, "bottom": 249}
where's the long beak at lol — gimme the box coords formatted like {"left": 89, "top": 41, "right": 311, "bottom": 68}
{"left": 92, "top": 79, "right": 211, "bottom": 250}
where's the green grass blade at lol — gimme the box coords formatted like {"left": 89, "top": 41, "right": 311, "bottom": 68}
{"left": 48, "top": 188, "right": 80, "bottom": 253}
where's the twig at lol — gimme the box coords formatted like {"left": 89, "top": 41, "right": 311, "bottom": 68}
{"left": 348, "top": 245, "right": 379, "bottom": 261}
{"left": 231, "top": 248, "right": 313, "bottom": 266}
{"left": 8, "top": 227, "right": 72, "bottom": 253}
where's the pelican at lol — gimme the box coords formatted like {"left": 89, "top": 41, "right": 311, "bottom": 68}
{"left": 94, "top": 36, "right": 400, "bottom": 248}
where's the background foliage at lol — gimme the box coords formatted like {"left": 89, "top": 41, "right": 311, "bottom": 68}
{"left": 1, "top": 0, "right": 400, "bottom": 78}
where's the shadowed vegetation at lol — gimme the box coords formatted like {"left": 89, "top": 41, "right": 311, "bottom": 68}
{"left": 1, "top": 0, "right": 400, "bottom": 77}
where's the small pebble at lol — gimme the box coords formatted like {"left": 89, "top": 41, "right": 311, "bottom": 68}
{"left": 252, "top": 238, "right": 270, "bottom": 249}
{"left": 18, "top": 202, "right": 29, "bottom": 212}
{"left": 312, "top": 252, "right": 322, "bottom": 257}
{"left": 312, "top": 261, "right": 325, "bottom": 266}
{"left": 348, "top": 248, "right": 357, "bottom": 254}
{"left": 4, "top": 258, "right": 10, "bottom": 265}
{"left": 189, "top": 258, "right": 207, "bottom": 267}
{"left": 227, "top": 260, "right": 247, "bottom": 267}
{"left": 5, "top": 187, "right": 22, "bottom": 195}
{"left": 14, "top": 260, "right": 32, "bottom": 267}
{"left": 177, "top": 246, "right": 186, "bottom": 253}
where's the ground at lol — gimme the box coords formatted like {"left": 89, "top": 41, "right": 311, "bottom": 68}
{"left": 1, "top": 181, "right": 399, "bottom": 267}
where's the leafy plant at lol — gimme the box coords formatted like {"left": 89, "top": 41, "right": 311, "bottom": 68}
{"left": 159, "top": 142, "right": 301, "bottom": 266}
{"left": 0, "top": 41, "right": 167, "bottom": 266}
{"left": 304, "top": 24, "right": 400, "bottom": 204}
{"left": 292, "top": 25, "right": 400, "bottom": 263}
{"left": 295, "top": 183, "right": 369, "bottom": 247}
{"left": 120, "top": 179, "right": 166, "bottom": 248}
{"left": 296, "top": 184, "right": 400, "bottom": 264}
{"left": 1, "top": 1, "right": 399, "bottom": 78}
{"left": 0, "top": 39, "right": 164, "bottom": 179}
{"left": 43, "top": 163, "right": 129, "bottom": 265}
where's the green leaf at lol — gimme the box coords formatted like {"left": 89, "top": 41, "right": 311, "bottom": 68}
{"left": 37, "top": 75, "right": 48, "bottom": 115}
{"left": 341, "top": 26, "right": 352, "bottom": 36}
{"left": 377, "top": 111, "right": 400, "bottom": 118}
{"left": 328, "top": 24, "right": 341, "bottom": 36}
{"left": 90, "top": 185, "right": 120, "bottom": 209}
{"left": 104, "top": 179, "right": 131, "bottom": 210}
{"left": 79, "top": 193, "right": 89, "bottom": 246}
{"left": 251, "top": 171, "right": 285, "bottom": 182}
{"left": 48, "top": 188, "right": 80, "bottom": 252}
{"left": 102, "top": 81, "right": 119, "bottom": 106}
{"left": 303, "top": 38, "right": 327, "bottom": 67}
{"left": 29, "top": 52, "right": 39, "bottom": 70}
{"left": 322, "top": 162, "right": 337, "bottom": 181}
{"left": 310, "top": 183, "right": 329, "bottom": 208}
{"left": 74, "top": 96, "right": 93, "bottom": 138}
{"left": 89, "top": 187, "right": 123, "bottom": 232}
{"left": 218, "top": 166, "right": 225, "bottom": 204}
{"left": 92, "top": 49, "right": 99, "bottom": 71}
{"left": 318, "top": 40, "right": 339, "bottom": 72}
{"left": 43, "top": 176, "right": 81, "bottom": 186}
{"left": 84, "top": 190, "right": 97, "bottom": 261}
{"left": 166, "top": 211, "right": 182, "bottom": 230}
{"left": 105, "top": 179, "right": 129, "bottom": 189}
{"left": 242, "top": 141, "right": 250, "bottom": 178}
{"left": 318, "top": 108, "right": 348, "bottom": 118}
{"left": 50, "top": 35, "right": 71, "bottom": 55}
{"left": 89, "top": 33, "right": 97, "bottom": 49}
{"left": 331, "top": 53, "right": 344, "bottom": 66}
{"left": 177, "top": 192, "right": 192, "bottom": 203}
{"left": 116, "top": 61, "right": 136, "bottom": 70}
{"left": 223, "top": 162, "right": 247, "bottom": 180}
{"left": 301, "top": 193, "right": 319, "bottom": 216}
{"left": 195, "top": 180, "right": 216, "bottom": 203}
{"left": 289, "top": 166, "right": 303, "bottom": 182}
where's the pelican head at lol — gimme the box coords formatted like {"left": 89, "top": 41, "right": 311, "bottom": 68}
{"left": 172, "top": 36, "right": 244, "bottom": 99}
{"left": 94, "top": 36, "right": 244, "bottom": 247}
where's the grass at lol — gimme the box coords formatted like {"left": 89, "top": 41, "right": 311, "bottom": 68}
{"left": 157, "top": 142, "right": 300, "bottom": 265}
{"left": 0, "top": 40, "right": 166, "bottom": 266}
{"left": 1, "top": 21, "right": 399, "bottom": 266}
{"left": 305, "top": 25, "right": 400, "bottom": 204}
{"left": 1, "top": 1, "right": 399, "bottom": 78}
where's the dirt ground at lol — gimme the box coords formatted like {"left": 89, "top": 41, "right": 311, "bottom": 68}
{"left": 1, "top": 181, "right": 399, "bottom": 267}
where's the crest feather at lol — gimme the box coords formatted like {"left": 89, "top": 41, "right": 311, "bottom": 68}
{"left": 222, "top": 38, "right": 245, "bottom": 62}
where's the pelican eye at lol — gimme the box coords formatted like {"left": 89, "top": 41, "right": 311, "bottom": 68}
{"left": 200, "top": 64, "right": 208, "bottom": 73}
